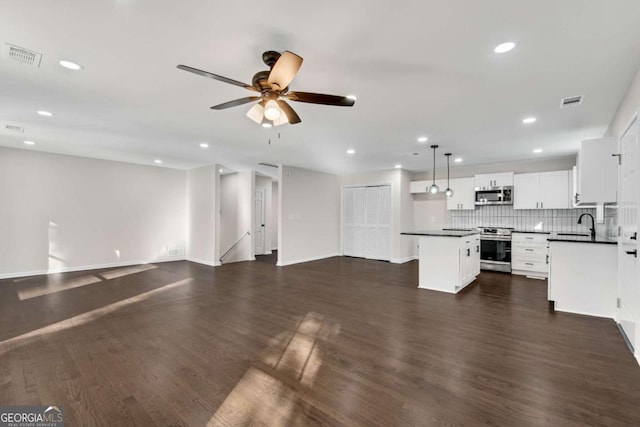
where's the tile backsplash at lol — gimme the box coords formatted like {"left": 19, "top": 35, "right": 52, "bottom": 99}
{"left": 450, "top": 205, "right": 617, "bottom": 237}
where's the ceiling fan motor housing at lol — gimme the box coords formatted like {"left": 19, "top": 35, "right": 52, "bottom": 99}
{"left": 262, "top": 50, "right": 281, "bottom": 68}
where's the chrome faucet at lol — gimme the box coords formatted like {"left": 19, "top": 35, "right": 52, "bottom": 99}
{"left": 577, "top": 213, "right": 596, "bottom": 240}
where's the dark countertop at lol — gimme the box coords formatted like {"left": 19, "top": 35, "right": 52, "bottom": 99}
{"left": 401, "top": 230, "right": 480, "bottom": 238}
{"left": 512, "top": 230, "right": 551, "bottom": 234}
{"left": 547, "top": 233, "right": 617, "bottom": 245}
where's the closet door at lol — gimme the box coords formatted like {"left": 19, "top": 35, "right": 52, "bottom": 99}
{"left": 377, "top": 186, "right": 392, "bottom": 261}
{"left": 365, "top": 187, "right": 380, "bottom": 259}
{"left": 353, "top": 187, "right": 366, "bottom": 258}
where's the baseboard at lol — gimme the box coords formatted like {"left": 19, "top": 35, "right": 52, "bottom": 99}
{"left": 390, "top": 255, "right": 418, "bottom": 264}
{"left": 265, "top": 250, "right": 273, "bottom": 255}
{"left": 0, "top": 256, "right": 186, "bottom": 280}
{"left": 276, "top": 253, "right": 340, "bottom": 267}
{"left": 186, "top": 257, "right": 221, "bottom": 267}
{"left": 554, "top": 305, "right": 615, "bottom": 320}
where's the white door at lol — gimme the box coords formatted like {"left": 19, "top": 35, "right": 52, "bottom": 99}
{"left": 365, "top": 187, "right": 380, "bottom": 259}
{"left": 514, "top": 173, "right": 539, "bottom": 209}
{"left": 342, "top": 185, "right": 390, "bottom": 261}
{"left": 377, "top": 185, "right": 392, "bottom": 260}
{"left": 539, "top": 170, "right": 570, "bottom": 209}
{"left": 618, "top": 113, "right": 639, "bottom": 353}
{"left": 254, "top": 188, "right": 266, "bottom": 255}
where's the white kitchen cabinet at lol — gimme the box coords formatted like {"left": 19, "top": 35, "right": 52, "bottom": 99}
{"left": 474, "top": 172, "right": 513, "bottom": 189}
{"left": 410, "top": 179, "right": 447, "bottom": 194}
{"left": 575, "top": 137, "right": 618, "bottom": 205}
{"left": 511, "top": 232, "right": 549, "bottom": 277}
{"left": 415, "top": 233, "right": 480, "bottom": 293}
{"left": 548, "top": 241, "right": 617, "bottom": 318}
{"left": 446, "top": 177, "right": 476, "bottom": 210}
{"left": 513, "top": 171, "right": 570, "bottom": 209}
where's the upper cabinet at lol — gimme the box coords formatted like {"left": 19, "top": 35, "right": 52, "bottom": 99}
{"left": 409, "top": 179, "right": 447, "bottom": 194}
{"left": 575, "top": 137, "right": 618, "bottom": 205}
{"left": 446, "top": 177, "right": 475, "bottom": 210}
{"left": 514, "top": 171, "right": 570, "bottom": 210}
{"left": 474, "top": 172, "right": 513, "bottom": 189}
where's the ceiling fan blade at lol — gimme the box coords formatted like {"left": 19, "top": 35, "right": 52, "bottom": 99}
{"left": 177, "top": 65, "right": 257, "bottom": 91}
{"left": 286, "top": 91, "right": 355, "bottom": 107}
{"left": 277, "top": 100, "right": 302, "bottom": 124}
{"left": 211, "top": 97, "right": 261, "bottom": 110}
{"left": 267, "top": 51, "right": 303, "bottom": 91}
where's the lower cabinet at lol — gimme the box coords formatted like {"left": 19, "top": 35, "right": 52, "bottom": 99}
{"left": 548, "top": 241, "right": 617, "bottom": 318}
{"left": 511, "top": 232, "right": 549, "bottom": 277}
{"left": 417, "top": 234, "right": 481, "bottom": 293}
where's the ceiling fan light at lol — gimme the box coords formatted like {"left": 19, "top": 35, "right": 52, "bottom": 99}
{"left": 273, "top": 112, "right": 289, "bottom": 126}
{"left": 247, "top": 103, "right": 265, "bottom": 124}
{"left": 264, "top": 100, "right": 281, "bottom": 120}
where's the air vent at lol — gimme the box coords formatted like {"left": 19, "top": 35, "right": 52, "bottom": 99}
{"left": 5, "top": 124, "right": 24, "bottom": 133}
{"left": 3, "top": 43, "right": 42, "bottom": 67}
{"left": 560, "top": 95, "right": 583, "bottom": 108}
{"left": 258, "top": 162, "right": 279, "bottom": 168}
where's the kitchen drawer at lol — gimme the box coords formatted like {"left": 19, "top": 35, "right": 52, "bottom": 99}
{"left": 513, "top": 252, "right": 547, "bottom": 264}
{"left": 512, "top": 259, "right": 548, "bottom": 273}
{"left": 512, "top": 233, "right": 549, "bottom": 244}
{"left": 513, "top": 246, "right": 548, "bottom": 257}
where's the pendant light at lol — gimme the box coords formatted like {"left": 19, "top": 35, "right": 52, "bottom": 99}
{"left": 428, "top": 144, "right": 440, "bottom": 194}
{"left": 444, "top": 153, "right": 454, "bottom": 197}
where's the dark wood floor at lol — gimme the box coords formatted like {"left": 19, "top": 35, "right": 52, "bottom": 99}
{"left": 1, "top": 257, "right": 639, "bottom": 426}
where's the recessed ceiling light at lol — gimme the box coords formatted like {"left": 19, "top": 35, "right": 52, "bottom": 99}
{"left": 23, "top": 140, "right": 35, "bottom": 145}
{"left": 494, "top": 42, "right": 516, "bottom": 53}
{"left": 154, "top": 159, "right": 163, "bottom": 164}
{"left": 262, "top": 123, "right": 272, "bottom": 128}
{"left": 395, "top": 164, "right": 402, "bottom": 169}
{"left": 418, "top": 136, "right": 428, "bottom": 143}
{"left": 533, "top": 148, "right": 543, "bottom": 153}
{"left": 346, "top": 95, "right": 357, "bottom": 101}
{"left": 59, "top": 60, "right": 83, "bottom": 70}
{"left": 454, "top": 157, "right": 463, "bottom": 163}
{"left": 219, "top": 169, "right": 223, "bottom": 173}
{"left": 37, "top": 111, "right": 53, "bottom": 117}
{"left": 347, "top": 149, "right": 356, "bottom": 155}
{"left": 199, "top": 143, "right": 209, "bottom": 148}
{"left": 522, "top": 117, "right": 537, "bottom": 124}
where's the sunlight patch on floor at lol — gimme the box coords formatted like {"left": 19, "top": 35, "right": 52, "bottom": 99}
{"left": 208, "top": 312, "right": 340, "bottom": 426}
{"left": 98, "top": 263, "right": 157, "bottom": 280}
{"left": 17, "top": 274, "right": 103, "bottom": 300}
{"left": 0, "top": 278, "right": 193, "bottom": 356}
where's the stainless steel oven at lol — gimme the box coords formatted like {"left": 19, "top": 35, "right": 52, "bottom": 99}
{"left": 480, "top": 227, "right": 512, "bottom": 272}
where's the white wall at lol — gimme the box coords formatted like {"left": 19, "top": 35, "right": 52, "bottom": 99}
{"left": 606, "top": 66, "right": 640, "bottom": 138}
{"left": 0, "top": 147, "right": 186, "bottom": 278}
{"left": 187, "top": 165, "right": 219, "bottom": 266}
{"left": 278, "top": 166, "right": 340, "bottom": 266}
{"left": 255, "top": 175, "right": 273, "bottom": 255}
{"left": 271, "top": 181, "right": 279, "bottom": 251}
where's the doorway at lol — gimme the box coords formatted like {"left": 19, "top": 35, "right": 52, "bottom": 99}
{"left": 254, "top": 187, "right": 266, "bottom": 256}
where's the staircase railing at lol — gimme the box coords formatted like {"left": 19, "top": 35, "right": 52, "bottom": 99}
{"left": 219, "top": 231, "right": 250, "bottom": 262}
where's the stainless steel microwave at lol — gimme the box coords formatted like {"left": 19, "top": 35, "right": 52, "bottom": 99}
{"left": 475, "top": 186, "right": 513, "bottom": 205}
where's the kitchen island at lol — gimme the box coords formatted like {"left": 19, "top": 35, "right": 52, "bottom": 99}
{"left": 402, "top": 230, "right": 481, "bottom": 293}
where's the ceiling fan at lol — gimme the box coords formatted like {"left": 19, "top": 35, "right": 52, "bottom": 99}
{"left": 177, "top": 50, "right": 355, "bottom": 126}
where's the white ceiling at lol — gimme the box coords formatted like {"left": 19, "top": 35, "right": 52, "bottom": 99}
{"left": 1, "top": 0, "right": 640, "bottom": 177}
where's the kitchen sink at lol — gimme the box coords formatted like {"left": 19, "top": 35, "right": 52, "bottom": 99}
{"left": 557, "top": 233, "right": 589, "bottom": 237}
